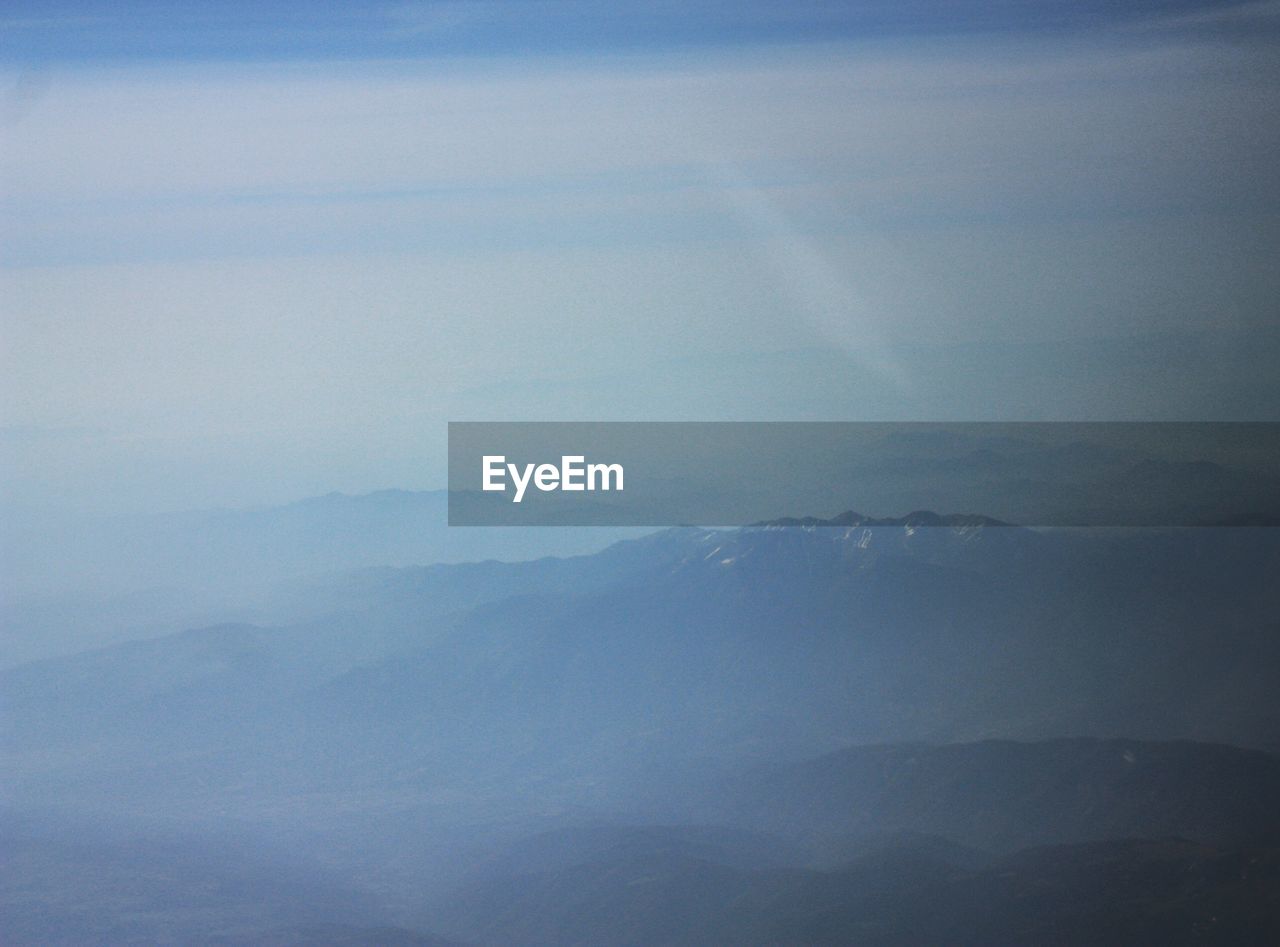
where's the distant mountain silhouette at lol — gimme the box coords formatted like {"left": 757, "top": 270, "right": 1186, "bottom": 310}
{"left": 710, "top": 738, "right": 1280, "bottom": 853}
{"left": 4, "top": 519, "right": 1279, "bottom": 943}
{"left": 425, "top": 834, "right": 1280, "bottom": 946}
{"left": 0, "top": 489, "right": 642, "bottom": 665}
{"left": 752, "top": 510, "right": 1013, "bottom": 528}
{"left": 6, "top": 522, "right": 1279, "bottom": 788}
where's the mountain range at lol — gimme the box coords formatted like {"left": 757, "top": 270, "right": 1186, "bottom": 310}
{"left": 2, "top": 515, "right": 1278, "bottom": 942}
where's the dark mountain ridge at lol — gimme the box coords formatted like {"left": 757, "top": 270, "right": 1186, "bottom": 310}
{"left": 709, "top": 737, "right": 1280, "bottom": 854}
{"left": 4, "top": 518, "right": 1279, "bottom": 942}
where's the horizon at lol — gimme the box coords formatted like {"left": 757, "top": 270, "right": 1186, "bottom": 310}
{"left": 5, "top": 1, "right": 1280, "bottom": 515}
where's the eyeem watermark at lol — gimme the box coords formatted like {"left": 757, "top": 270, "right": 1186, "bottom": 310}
{"left": 482, "top": 455, "right": 624, "bottom": 503}
{"left": 451, "top": 422, "right": 1280, "bottom": 525}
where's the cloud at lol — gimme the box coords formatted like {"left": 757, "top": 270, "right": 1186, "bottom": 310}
{"left": 3, "top": 24, "right": 1279, "bottom": 511}
{"left": 3, "top": 33, "right": 1277, "bottom": 262}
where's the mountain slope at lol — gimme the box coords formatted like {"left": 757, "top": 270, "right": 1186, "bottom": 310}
{"left": 6, "top": 522, "right": 1279, "bottom": 812}
{"left": 424, "top": 835, "right": 1280, "bottom": 946}
{"left": 709, "top": 737, "right": 1280, "bottom": 854}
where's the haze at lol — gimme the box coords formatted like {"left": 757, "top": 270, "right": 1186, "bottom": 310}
{"left": 3, "top": 1, "right": 1279, "bottom": 514}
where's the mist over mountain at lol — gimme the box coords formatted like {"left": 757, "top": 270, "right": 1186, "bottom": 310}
{"left": 0, "top": 489, "right": 642, "bottom": 666}
{"left": 7, "top": 0, "right": 1280, "bottom": 938}
{"left": 712, "top": 738, "right": 1280, "bottom": 854}
{"left": 2, "top": 517, "right": 1278, "bottom": 942}
{"left": 9, "top": 417, "right": 1279, "bottom": 668}
{"left": 426, "top": 834, "right": 1280, "bottom": 947}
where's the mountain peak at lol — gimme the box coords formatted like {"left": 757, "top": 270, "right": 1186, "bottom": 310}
{"left": 751, "top": 511, "right": 1013, "bottom": 528}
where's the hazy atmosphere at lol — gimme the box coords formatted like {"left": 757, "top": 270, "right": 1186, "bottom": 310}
{"left": 3, "top": 3, "right": 1280, "bottom": 945}
{"left": 4, "top": 0, "right": 1280, "bottom": 513}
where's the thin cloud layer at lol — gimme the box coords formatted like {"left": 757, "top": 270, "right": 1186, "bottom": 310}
{"left": 1, "top": 10, "right": 1278, "bottom": 512}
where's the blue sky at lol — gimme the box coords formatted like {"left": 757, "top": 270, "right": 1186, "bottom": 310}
{"left": 5, "top": 2, "right": 1276, "bottom": 64}
{"left": 2, "top": 2, "right": 1279, "bottom": 513}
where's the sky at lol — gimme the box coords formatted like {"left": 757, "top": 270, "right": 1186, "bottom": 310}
{"left": 2, "top": 1, "right": 1279, "bottom": 514}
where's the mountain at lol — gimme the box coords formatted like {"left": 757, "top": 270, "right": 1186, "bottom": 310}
{"left": 708, "top": 738, "right": 1280, "bottom": 854}
{"left": 425, "top": 836, "right": 1280, "bottom": 946}
{"left": 0, "top": 815, "right": 384, "bottom": 946}
{"left": 3, "top": 518, "right": 1279, "bottom": 941}
{"left": 0, "top": 489, "right": 644, "bottom": 666}
{"left": 6, "top": 522, "right": 1279, "bottom": 805}
{"left": 286, "top": 522, "right": 1280, "bottom": 784}
{"left": 754, "top": 511, "right": 1012, "bottom": 528}
{"left": 204, "top": 927, "right": 464, "bottom": 947}
{"left": 415, "top": 736, "right": 1280, "bottom": 943}
{"left": 3, "top": 489, "right": 630, "bottom": 596}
